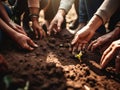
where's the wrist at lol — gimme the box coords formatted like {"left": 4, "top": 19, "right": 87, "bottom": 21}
{"left": 87, "top": 15, "right": 102, "bottom": 32}
{"left": 57, "top": 9, "right": 66, "bottom": 17}
{"left": 30, "top": 16, "right": 39, "bottom": 23}
{"left": 29, "top": 14, "right": 39, "bottom": 18}
{"left": 29, "top": 13, "right": 39, "bottom": 22}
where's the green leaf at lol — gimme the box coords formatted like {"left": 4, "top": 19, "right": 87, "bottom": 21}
{"left": 75, "top": 51, "right": 83, "bottom": 60}
{"left": 24, "top": 81, "right": 29, "bottom": 90}
{"left": 3, "top": 75, "right": 12, "bottom": 88}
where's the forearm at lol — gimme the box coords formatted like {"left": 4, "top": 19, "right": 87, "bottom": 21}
{"left": 0, "top": 2, "right": 11, "bottom": 23}
{"left": 110, "top": 21, "right": 120, "bottom": 39}
{"left": 28, "top": 0, "right": 39, "bottom": 8}
{"left": 28, "top": 0, "right": 40, "bottom": 23}
{"left": 87, "top": 15, "right": 103, "bottom": 32}
{"left": 0, "top": 18, "right": 17, "bottom": 37}
{"left": 59, "top": 0, "right": 75, "bottom": 13}
{"left": 29, "top": 7, "right": 40, "bottom": 23}
{"left": 57, "top": 9, "right": 66, "bottom": 17}
{"left": 113, "top": 27, "right": 120, "bottom": 39}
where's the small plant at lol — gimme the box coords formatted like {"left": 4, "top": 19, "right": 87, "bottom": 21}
{"left": 17, "top": 81, "right": 30, "bottom": 90}
{"left": 3, "top": 75, "right": 29, "bottom": 90}
{"left": 3, "top": 75, "right": 13, "bottom": 89}
{"left": 74, "top": 51, "right": 83, "bottom": 60}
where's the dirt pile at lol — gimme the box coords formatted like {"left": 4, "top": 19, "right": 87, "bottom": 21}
{"left": 0, "top": 29, "right": 120, "bottom": 90}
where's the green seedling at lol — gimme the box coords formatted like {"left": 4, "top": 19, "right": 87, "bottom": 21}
{"left": 75, "top": 51, "right": 83, "bottom": 60}
{"left": 17, "top": 81, "right": 30, "bottom": 90}
{"left": 3, "top": 75, "right": 13, "bottom": 89}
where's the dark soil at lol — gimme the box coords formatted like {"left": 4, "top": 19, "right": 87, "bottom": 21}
{"left": 0, "top": 29, "right": 120, "bottom": 90}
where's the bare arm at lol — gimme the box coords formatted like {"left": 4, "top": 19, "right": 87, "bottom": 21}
{"left": 0, "top": 18, "right": 38, "bottom": 50}
{"left": 28, "top": 0, "right": 40, "bottom": 22}
{"left": 0, "top": 2, "right": 11, "bottom": 23}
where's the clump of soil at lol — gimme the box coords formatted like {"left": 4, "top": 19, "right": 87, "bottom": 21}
{"left": 0, "top": 29, "right": 120, "bottom": 90}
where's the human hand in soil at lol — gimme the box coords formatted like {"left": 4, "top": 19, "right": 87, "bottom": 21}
{"left": 88, "top": 27, "right": 120, "bottom": 52}
{"left": 32, "top": 21, "right": 46, "bottom": 39}
{"left": 100, "top": 39, "right": 120, "bottom": 72}
{"left": 0, "top": 18, "right": 38, "bottom": 50}
{"left": 47, "top": 10, "right": 65, "bottom": 35}
{"left": 71, "top": 25, "right": 95, "bottom": 52}
{"left": 14, "top": 32, "right": 38, "bottom": 50}
{"left": 8, "top": 20, "right": 27, "bottom": 35}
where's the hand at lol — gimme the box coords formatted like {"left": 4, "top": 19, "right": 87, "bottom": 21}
{"left": 47, "top": 10, "right": 65, "bottom": 35}
{"left": 14, "top": 32, "right": 38, "bottom": 50}
{"left": 32, "top": 21, "right": 46, "bottom": 39}
{"left": 88, "top": 33, "right": 113, "bottom": 52}
{"left": 100, "top": 39, "right": 120, "bottom": 72}
{"left": 71, "top": 26, "right": 95, "bottom": 52}
{"left": 88, "top": 27, "right": 120, "bottom": 52}
{"left": 8, "top": 20, "right": 27, "bottom": 35}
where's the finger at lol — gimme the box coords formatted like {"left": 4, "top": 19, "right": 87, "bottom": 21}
{"left": 47, "top": 22, "right": 54, "bottom": 36}
{"left": 115, "top": 55, "right": 120, "bottom": 73}
{"left": 100, "top": 48, "right": 114, "bottom": 69}
{"left": 57, "top": 20, "right": 62, "bottom": 31}
{"left": 18, "top": 26, "right": 27, "bottom": 35}
{"left": 53, "top": 28, "right": 57, "bottom": 34}
{"left": 39, "top": 29, "right": 43, "bottom": 39}
{"left": 13, "top": 25, "right": 27, "bottom": 35}
{"left": 69, "top": 44, "right": 72, "bottom": 52}
{"left": 22, "top": 43, "right": 34, "bottom": 51}
{"left": 34, "top": 29, "right": 39, "bottom": 39}
{"left": 91, "top": 42, "right": 99, "bottom": 52}
{"left": 16, "top": 25, "right": 23, "bottom": 30}
{"left": 72, "top": 43, "right": 78, "bottom": 55}
{"left": 78, "top": 44, "right": 82, "bottom": 51}
{"left": 100, "top": 45, "right": 112, "bottom": 63}
{"left": 71, "top": 34, "right": 79, "bottom": 45}
{"left": 82, "top": 43, "right": 86, "bottom": 51}
{"left": 88, "top": 40, "right": 97, "bottom": 51}
{"left": 72, "top": 46, "right": 77, "bottom": 54}
{"left": 18, "top": 28, "right": 27, "bottom": 35}
{"left": 28, "top": 39, "right": 38, "bottom": 48}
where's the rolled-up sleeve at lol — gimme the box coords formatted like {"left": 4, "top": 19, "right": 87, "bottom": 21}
{"left": 28, "top": 0, "right": 40, "bottom": 8}
{"left": 59, "top": 0, "right": 75, "bottom": 13}
{"left": 95, "top": 0, "right": 120, "bottom": 24}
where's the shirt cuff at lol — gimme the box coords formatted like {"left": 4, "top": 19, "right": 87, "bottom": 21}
{"left": 95, "top": 10, "right": 109, "bottom": 24}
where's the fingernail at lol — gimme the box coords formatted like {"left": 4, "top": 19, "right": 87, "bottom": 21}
{"left": 71, "top": 41, "right": 74, "bottom": 45}
{"left": 35, "top": 44, "right": 38, "bottom": 47}
{"left": 100, "top": 63, "right": 104, "bottom": 69}
{"left": 58, "top": 27, "right": 60, "bottom": 30}
{"left": 36, "top": 36, "right": 38, "bottom": 39}
{"left": 47, "top": 32, "right": 50, "bottom": 36}
{"left": 30, "top": 47, "right": 34, "bottom": 51}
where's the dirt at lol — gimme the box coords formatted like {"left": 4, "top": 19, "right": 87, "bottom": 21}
{"left": 0, "top": 4, "right": 120, "bottom": 90}
{"left": 0, "top": 28, "right": 120, "bottom": 90}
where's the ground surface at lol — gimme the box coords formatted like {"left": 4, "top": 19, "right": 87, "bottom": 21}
{"left": 0, "top": 4, "right": 120, "bottom": 90}
{"left": 0, "top": 29, "right": 120, "bottom": 90}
